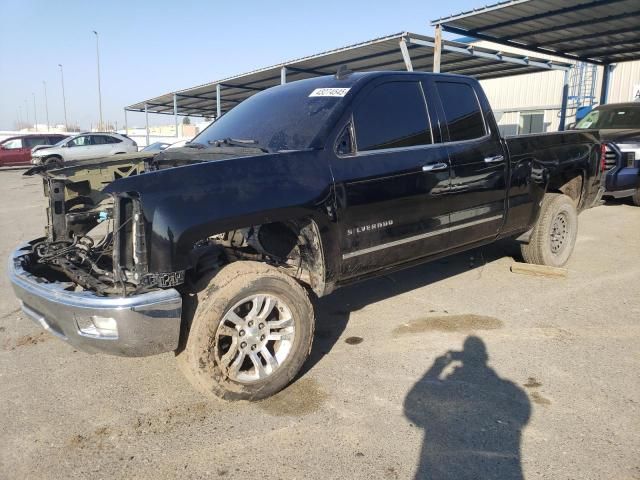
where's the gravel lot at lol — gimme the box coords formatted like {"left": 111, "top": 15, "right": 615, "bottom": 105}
{"left": 0, "top": 169, "right": 638, "bottom": 480}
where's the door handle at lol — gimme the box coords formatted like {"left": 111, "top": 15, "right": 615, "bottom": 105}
{"left": 484, "top": 154, "right": 505, "bottom": 163}
{"left": 422, "top": 162, "right": 448, "bottom": 172}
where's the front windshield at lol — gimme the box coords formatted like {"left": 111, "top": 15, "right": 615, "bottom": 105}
{"left": 576, "top": 106, "right": 640, "bottom": 129}
{"left": 192, "top": 77, "right": 351, "bottom": 152}
{"left": 53, "top": 136, "right": 71, "bottom": 146}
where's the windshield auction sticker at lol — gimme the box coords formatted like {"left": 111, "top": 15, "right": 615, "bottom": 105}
{"left": 309, "top": 88, "right": 350, "bottom": 97}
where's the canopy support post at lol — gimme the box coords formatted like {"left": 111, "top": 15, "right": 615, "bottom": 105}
{"left": 144, "top": 103, "right": 149, "bottom": 147}
{"left": 124, "top": 108, "right": 128, "bottom": 136}
{"left": 399, "top": 38, "right": 413, "bottom": 71}
{"left": 281, "top": 67, "right": 287, "bottom": 84}
{"left": 173, "top": 94, "right": 179, "bottom": 137}
{"left": 433, "top": 24, "right": 442, "bottom": 73}
{"left": 600, "top": 63, "right": 612, "bottom": 105}
{"left": 559, "top": 69, "right": 569, "bottom": 131}
{"left": 216, "top": 84, "right": 221, "bottom": 118}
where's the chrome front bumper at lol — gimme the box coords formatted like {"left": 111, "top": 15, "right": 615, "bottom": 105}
{"left": 8, "top": 244, "right": 182, "bottom": 357}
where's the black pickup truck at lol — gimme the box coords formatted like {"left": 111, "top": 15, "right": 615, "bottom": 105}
{"left": 9, "top": 71, "right": 603, "bottom": 400}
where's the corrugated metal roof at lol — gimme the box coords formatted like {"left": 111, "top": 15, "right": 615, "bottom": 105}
{"left": 433, "top": 0, "right": 640, "bottom": 65}
{"left": 126, "top": 31, "right": 571, "bottom": 117}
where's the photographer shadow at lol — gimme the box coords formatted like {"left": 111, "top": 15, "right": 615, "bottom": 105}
{"left": 404, "top": 336, "right": 531, "bottom": 480}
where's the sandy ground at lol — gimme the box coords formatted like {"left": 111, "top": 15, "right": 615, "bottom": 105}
{"left": 0, "top": 169, "right": 638, "bottom": 480}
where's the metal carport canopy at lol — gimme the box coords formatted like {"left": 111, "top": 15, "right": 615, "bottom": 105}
{"left": 431, "top": 0, "right": 640, "bottom": 65}
{"left": 125, "top": 31, "right": 571, "bottom": 118}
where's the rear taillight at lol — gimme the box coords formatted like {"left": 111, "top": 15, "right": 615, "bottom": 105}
{"left": 600, "top": 143, "right": 607, "bottom": 173}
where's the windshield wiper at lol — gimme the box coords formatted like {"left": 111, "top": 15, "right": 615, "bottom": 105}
{"left": 207, "top": 137, "right": 269, "bottom": 152}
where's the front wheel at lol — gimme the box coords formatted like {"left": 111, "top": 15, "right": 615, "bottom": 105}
{"left": 176, "top": 261, "right": 314, "bottom": 401}
{"left": 631, "top": 189, "right": 640, "bottom": 207}
{"left": 521, "top": 193, "right": 578, "bottom": 267}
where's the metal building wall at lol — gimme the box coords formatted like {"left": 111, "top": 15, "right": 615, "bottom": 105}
{"left": 479, "top": 69, "right": 566, "bottom": 134}
{"left": 469, "top": 40, "right": 640, "bottom": 133}
{"left": 608, "top": 62, "right": 640, "bottom": 103}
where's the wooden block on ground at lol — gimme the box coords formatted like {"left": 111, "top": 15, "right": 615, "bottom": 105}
{"left": 510, "top": 262, "right": 568, "bottom": 278}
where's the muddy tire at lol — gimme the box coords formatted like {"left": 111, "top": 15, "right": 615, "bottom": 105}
{"left": 631, "top": 189, "right": 640, "bottom": 207}
{"left": 521, "top": 193, "right": 578, "bottom": 267}
{"left": 176, "top": 261, "right": 314, "bottom": 401}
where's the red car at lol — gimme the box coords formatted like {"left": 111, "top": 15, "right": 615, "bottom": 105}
{"left": 0, "top": 134, "right": 68, "bottom": 167}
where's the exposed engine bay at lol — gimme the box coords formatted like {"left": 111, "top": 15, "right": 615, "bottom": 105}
{"left": 21, "top": 147, "right": 318, "bottom": 297}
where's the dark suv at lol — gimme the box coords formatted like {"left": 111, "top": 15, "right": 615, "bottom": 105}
{"left": 0, "top": 134, "right": 68, "bottom": 167}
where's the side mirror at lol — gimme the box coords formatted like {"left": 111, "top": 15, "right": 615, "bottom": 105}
{"left": 566, "top": 122, "right": 576, "bottom": 130}
{"left": 63, "top": 142, "right": 70, "bottom": 148}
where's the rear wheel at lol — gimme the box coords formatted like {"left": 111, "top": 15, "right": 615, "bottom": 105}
{"left": 176, "top": 261, "right": 314, "bottom": 401}
{"left": 521, "top": 193, "right": 578, "bottom": 267}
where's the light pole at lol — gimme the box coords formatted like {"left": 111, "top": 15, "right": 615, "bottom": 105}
{"left": 32, "top": 93, "right": 38, "bottom": 132}
{"left": 24, "top": 99, "right": 29, "bottom": 130}
{"left": 43, "top": 81, "right": 50, "bottom": 131}
{"left": 93, "top": 30, "right": 103, "bottom": 130}
{"left": 58, "top": 64, "right": 68, "bottom": 130}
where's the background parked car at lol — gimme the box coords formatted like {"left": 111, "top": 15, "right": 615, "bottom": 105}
{"left": 141, "top": 141, "right": 173, "bottom": 152}
{"left": 30, "top": 132, "right": 138, "bottom": 166}
{"left": 0, "top": 134, "right": 68, "bottom": 167}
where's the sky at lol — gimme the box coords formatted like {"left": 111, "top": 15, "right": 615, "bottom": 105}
{"left": 0, "top": 0, "right": 480, "bottom": 130}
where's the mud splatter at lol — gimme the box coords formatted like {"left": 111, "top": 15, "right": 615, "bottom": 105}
{"left": 15, "top": 332, "right": 50, "bottom": 347}
{"left": 384, "top": 466, "right": 400, "bottom": 479}
{"left": 258, "top": 377, "right": 328, "bottom": 416}
{"left": 524, "top": 377, "right": 542, "bottom": 389}
{"left": 393, "top": 315, "right": 503, "bottom": 335}
{"left": 4, "top": 331, "right": 50, "bottom": 350}
{"left": 68, "top": 401, "right": 219, "bottom": 450}
{"left": 531, "top": 391, "right": 552, "bottom": 406}
{"left": 345, "top": 336, "right": 364, "bottom": 345}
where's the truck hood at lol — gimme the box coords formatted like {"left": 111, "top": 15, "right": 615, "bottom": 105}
{"left": 596, "top": 129, "right": 640, "bottom": 143}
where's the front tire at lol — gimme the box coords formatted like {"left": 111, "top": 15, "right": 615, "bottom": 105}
{"left": 631, "top": 189, "right": 640, "bottom": 207}
{"left": 176, "top": 261, "right": 314, "bottom": 401}
{"left": 521, "top": 193, "right": 578, "bottom": 267}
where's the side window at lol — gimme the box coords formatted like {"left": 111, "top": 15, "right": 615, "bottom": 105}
{"left": 92, "top": 135, "right": 107, "bottom": 145}
{"left": 2, "top": 138, "right": 23, "bottom": 149}
{"left": 24, "top": 137, "right": 47, "bottom": 148}
{"left": 436, "top": 82, "right": 486, "bottom": 142}
{"left": 106, "top": 135, "right": 122, "bottom": 144}
{"left": 353, "top": 81, "right": 432, "bottom": 151}
{"left": 70, "top": 135, "right": 91, "bottom": 147}
{"left": 335, "top": 123, "right": 354, "bottom": 155}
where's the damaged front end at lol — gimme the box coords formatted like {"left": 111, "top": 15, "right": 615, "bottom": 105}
{"left": 9, "top": 155, "right": 183, "bottom": 356}
{"left": 27, "top": 155, "right": 161, "bottom": 296}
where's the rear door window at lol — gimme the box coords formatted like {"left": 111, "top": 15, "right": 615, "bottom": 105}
{"left": 436, "top": 82, "right": 486, "bottom": 142}
{"left": 353, "top": 81, "right": 432, "bottom": 151}
{"left": 23, "top": 137, "right": 48, "bottom": 148}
